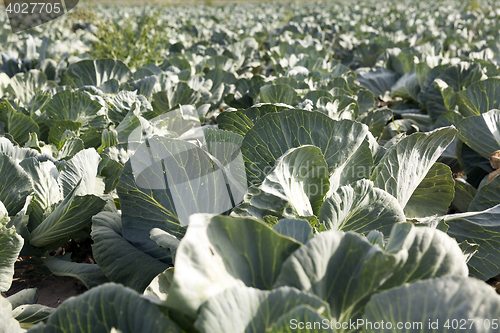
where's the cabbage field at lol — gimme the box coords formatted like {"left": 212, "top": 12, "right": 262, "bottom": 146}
{"left": 2, "top": 0, "right": 500, "bottom": 331}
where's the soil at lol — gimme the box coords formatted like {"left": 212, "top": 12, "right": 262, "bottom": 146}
{"left": 1, "top": 268, "right": 87, "bottom": 308}
{"left": 1, "top": 238, "right": 94, "bottom": 308}
{"left": 452, "top": 171, "right": 466, "bottom": 179}
{"left": 486, "top": 274, "right": 500, "bottom": 295}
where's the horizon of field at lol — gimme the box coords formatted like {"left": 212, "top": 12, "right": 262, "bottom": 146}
{"left": 82, "top": 0, "right": 322, "bottom": 4}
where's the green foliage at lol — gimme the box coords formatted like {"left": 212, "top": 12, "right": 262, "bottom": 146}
{"left": 91, "top": 9, "right": 168, "bottom": 70}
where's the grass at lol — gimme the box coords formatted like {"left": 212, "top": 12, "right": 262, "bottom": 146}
{"left": 65, "top": 5, "right": 168, "bottom": 70}
{"left": 92, "top": 11, "right": 168, "bottom": 70}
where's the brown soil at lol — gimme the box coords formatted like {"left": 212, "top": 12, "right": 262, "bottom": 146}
{"left": 2, "top": 267, "right": 87, "bottom": 308}
{"left": 452, "top": 171, "right": 466, "bottom": 179}
{"left": 486, "top": 274, "right": 500, "bottom": 295}
{"left": 1, "top": 238, "right": 94, "bottom": 308}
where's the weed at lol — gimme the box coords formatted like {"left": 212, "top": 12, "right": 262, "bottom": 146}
{"left": 90, "top": 8, "right": 168, "bottom": 70}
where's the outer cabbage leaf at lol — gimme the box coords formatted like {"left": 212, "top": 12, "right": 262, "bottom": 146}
{"left": 117, "top": 137, "right": 239, "bottom": 260}
{"left": 6, "top": 70, "right": 53, "bottom": 105}
{"left": 151, "top": 82, "right": 202, "bottom": 114}
{"left": 126, "top": 75, "right": 157, "bottom": 99}
{"left": 357, "top": 108, "right": 393, "bottom": 138}
{"left": 28, "top": 283, "right": 180, "bottom": 333}
{"left": 390, "top": 72, "right": 420, "bottom": 101}
{"left": 273, "top": 223, "right": 467, "bottom": 323}
{"left": 0, "top": 222, "right": 23, "bottom": 292}
{"left": 43, "top": 254, "right": 109, "bottom": 289}
{"left": 195, "top": 286, "right": 330, "bottom": 333}
{"left": 0, "top": 296, "right": 24, "bottom": 333}
{"left": 108, "top": 90, "right": 153, "bottom": 124}
{"left": 327, "top": 139, "right": 374, "bottom": 193}
{"left": 451, "top": 178, "right": 477, "bottom": 213}
{"left": 29, "top": 181, "right": 106, "bottom": 248}
{"left": 0, "top": 137, "right": 39, "bottom": 163}
{"left": 91, "top": 212, "right": 170, "bottom": 293}
{"left": 18, "top": 158, "right": 60, "bottom": 230}
{"left": 268, "top": 305, "right": 334, "bottom": 333}
{"left": 357, "top": 69, "right": 399, "bottom": 96}
{"left": 12, "top": 304, "right": 53, "bottom": 329}
{"left": 370, "top": 127, "right": 457, "bottom": 210}
{"left": 469, "top": 175, "right": 500, "bottom": 211}
{"left": 417, "top": 64, "right": 445, "bottom": 106}
{"left": 165, "top": 214, "right": 301, "bottom": 318}
{"left": 456, "top": 139, "right": 493, "bottom": 188}
{"left": 259, "top": 84, "right": 297, "bottom": 105}
{"left": 363, "top": 276, "right": 500, "bottom": 332}
{"left": 0, "top": 154, "right": 32, "bottom": 216}
{"left": 201, "top": 127, "right": 247, "bottom": 206}
{"left": 456, "top": 78, "right": 500, "bottom": 116}
{"left": 318, "top": 179, "right": 405, "bottom": 235}
{"left": 216, "top": 103, "right": 293, "bottom": 136}
{"left": 424, "top": 62, "right": 485, "bottom": 122}
{"left": 7, "top": 288, "right": 38, "bottom": 309}
{"left": 233, "top": 146, "right": 329, "bottom": 219}
{"left": 98, "top": 153, "right": 123, "bottom": 193}
{"left": 56, "top": 138, "right": 84, "bottom": 160}
{"left": 149, "top": 228, "right": 180, "bottom": 260}
{"left": 273, "top": 218, "right": 313, "bottom": 244}
{"left": 457, "top": 109, "right": 500, "bottom": 159}
{"left": 242, "top": 109, "right": 368, "bottom": 186}
{"left": 432, "top": 204, "right": 500, "bottom": 280}
{"left": 0, "top": 101, "right": 39, "bottom": 146}
{"left": 43, "top": 90, "right": 106, "bottom": 130}
{"left": 47, "top": 120, "right": 81, "bottom": 149}
{"left": 404, "top": 162, "right": 455, "bottom": 218}
{"left": 57, "top": 148, "right": 104, "bottom": 198}
{"left": 60, "top": 59, "right": 132, "bottom": 88}
{"left": 143, "top": 267, "right": 173, "bottom": 302}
